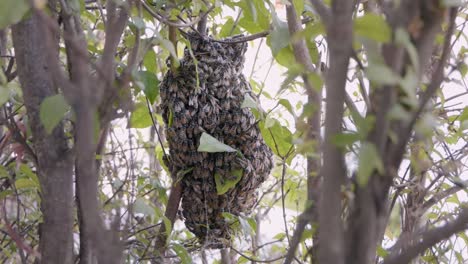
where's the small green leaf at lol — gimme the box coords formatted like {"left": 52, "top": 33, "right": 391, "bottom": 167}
{"left": 134, "top": 198, "right": 154, "bottom": 216}
{"left": 459, "top": 107, "right": 468, "bottom": 122}
{"left": 331, "top": 132, "right": 361, "bottom": 148}
{"left": 130, "top": 103, "right": 152, "bottom": 128}
{"left": 18, "top": 164, "right": 39, "bottom": 186}
{"left": 143, "top": 49, "right": 157, "bottom": 73}
{"left": 0, "top": 190, "right": 13, "bottom": 200}
{"left": 219, "top": 17, "right": 241, "bottom": 37}
{"left": 376, "top": 245, "right": 388, "bottom": 257}
{"left": 365, "top": 63, "right": 401, "bottom": 86}
{"left": 354, "top": 14, "right": 391, "bottom": 43}
{"left": 446, "top": 194, "right": 460, "bottom": 204}
{"left": 214, "top": 169, "right": 243, "bottom": 195}
{"left": 134, "top": 71, "right": 159, "bottom": 104}
{"left": 159, "top": 38, "right": 179, "bottom": 67}
{"left": 171, "top": 244, "right": 192, "bottom": 264}
{"left": 270, "top": 24, "right": 290, "bottom": 55}
{"left": 395, "top": 29, "right": 419, "bottom": 70}
{"left": 131, "top": 16, "right": 145, "bottom": 30}
{"left": 241, "top": 94, "right": 258, "bottom": 109}
{"left": 278, "top": 99, "right": 294, "bottom": 116}
{"left": 0, "top": 86, "right": 10, "bottom": 107}
{"left": 40, "top": 94, "right": 70, "bottom": 134}
{"left": 197, "top": 132, "right": 237, "bottom": 153}
{"left": 357, "top": 142, "right": 384, "bottom": 186}
{"left": 260, "top": 119, "right": 294, "bottom": 157}
{"left": 15, "top": 178, "right": 38, "bottom": 190}
{"left": 162, "top": 215, "right": 172, "bottom": 245}
{"left": 0, "top": 0, "right": 30, "bottom": 30}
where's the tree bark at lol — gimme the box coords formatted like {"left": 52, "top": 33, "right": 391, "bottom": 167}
{"left": 12, "top": 13, "right": 74, "bottom": 264}
{"left": 317, "top": 1, "right": 354, "bottom": 264}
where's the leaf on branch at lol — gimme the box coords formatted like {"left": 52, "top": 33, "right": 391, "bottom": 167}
{"left": 39, "top": 94, "right": 70, "bottom": 134}
{"left": 134, "top": 71, "right": 160, "bottom": 104}
{"left": 134, "top": 198, "right": 155, "bottom": 216}
{"left": 130, "top": 102, "right": 153, "bottom": 128}
{"left": 357, "top": 142, "right": 384, "bottom": 186}
{"left": 0, "top": 0, "right": 30, "bottom": 30}
{"left": 197, "top": 132, "right": 238, "bottom": 153}
{"left": 241, "top": 93, "right": 259, "bottom": 110}
{"left": 215, "top": 169, "right": 243, "bottom": 195}
{"left": 365, "top": 63, "right": 402, "bottom": 86}
{"left": 354, "top": 14, "right": 391, "bottom": 43}
{"left": 171, "top": 243, "right": 192, "bottom": 264}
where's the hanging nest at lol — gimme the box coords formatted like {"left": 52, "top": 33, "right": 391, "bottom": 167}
{"left": 160, "top": 33, "right": 273, "bottom": 248}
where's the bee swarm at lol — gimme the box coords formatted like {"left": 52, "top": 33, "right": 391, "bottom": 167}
{"left": 160, "top": 33, "right": 273, "bottom": 248}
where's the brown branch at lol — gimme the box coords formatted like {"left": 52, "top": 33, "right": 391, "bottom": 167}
{"left": 284, "top": 3, "right": 322, "bottom": 263}
{"left": 422, "top": 181, "right": 468, "bottom": 213}
{"left": 141, "top": 0, "right": 210, "bottom": 28}
{"left": 154, "top": 182, "right": 182, "bottom": 254}
{"left": 317, "top": 1, "right": 354, "bottom": 264}
{"left": 383, "top": 207, "right": 468, "bottom": 264}
{"left": 183, "top": 17, "right": 314, "bottom": 44}
{"left": 231, "top": 247, "right": 286, "bottom": 263}
{"left": 309, "top": 0, "right": 331, "bottom": 26}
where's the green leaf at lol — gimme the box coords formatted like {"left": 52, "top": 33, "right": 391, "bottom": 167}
{"left": 214, "top": 169, "right": 243, "bottom": 195}
{"left": 0, "top": 0, "right": 30, "bottom": 30}
{"left": 376, "top": 245, "right": 388, "bottom": 257}
{"left": 357, "top": 142, "right": 384, "bottom": 186}
{"left": 161, "top": 215, "right": 172, "bottom": 245}
{"left": 331, "top": 132, "right": 361, "bottom": 148}
{"left": 134, "top": 71, "right": 159, "bottom": 104}
{"left": 219, "top": 17, "right": 241, "bottom": 37}
{"left": 143, "top": 49, "right": 157, "bottom": 73}
{"left": 171, "top": 244, "right": 192, "bottom": 264}
{"left": 395, "top": 28, "right": 419, "bottom": 70}
{"left": 0, "top": 190, "right": 13, "bottom": 200}
{"left": 197, "top": 132, "right": 237, "bottom": 153}
{"left": 354, "top": 14, "right": 391, "bottom": 43}
{"left": 237, "top": 0, "right": 270, "bottom": 33}
{"left": 446, "top": 194, "right": 460, "bottom": 204}
{"left": 134, "top": 198, "right": 154, "bottom": 216}
{"left": 459, "top": 107, "right": 468, "bottom": 122}
{"left": 278, "top": 99, "right": 294, "bottom": 116}
{"left": 292, "top": 0, "right": 304, "bottom": 15}
{"left": 272, "top": 45, "right": 296, "bottom": 68}
{"left": 239, "top": 215, "right": 255, "bottom": 235}
{"left": 130, "top": 103, "right": 152, "bottom": 128}
{"left": 18, "top": 164, "right": 39, "bottom": 186}
{"left": 260, "top": 119, "right": 294, "bottom": 158}
{"left": 15, "top": 178, "right": 38, "bottom": 190}
{"left": 159, "top": 38, "right": 179, "bottom": 67}
{"left": 241, "top": 94, "right": 258, "bottom": 109}
{"left": 130, "top": 16, "right": 145, "bottom": 30}
{"left": 40, "top": 94, "right": 70, "bottom": 134}
{"left": 365, "top": 63, "right": 401, "bottom": 86}
{"left": 0, "top": 86, "right": 10, "bottom": 107}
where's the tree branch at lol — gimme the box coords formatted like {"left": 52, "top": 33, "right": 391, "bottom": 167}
{"left": 309, "top": 0, "right": 331, "bottom": 26}
{"left": 284, "top": 3, "right": 322, "bottom": 263}
{"left": 383, "top": 207, "right": 468, "bottom": 264}
{"left": 318, "top": 1, "right": 354, "bottom": 264}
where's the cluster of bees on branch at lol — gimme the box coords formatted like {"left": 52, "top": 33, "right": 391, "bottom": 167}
{"left": 160, "top": 33, "right": 273, "bottom": 248}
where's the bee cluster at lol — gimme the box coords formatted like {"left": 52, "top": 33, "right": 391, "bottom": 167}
{"left": 160, "top": 33, "right": 273, "bottom": 248}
